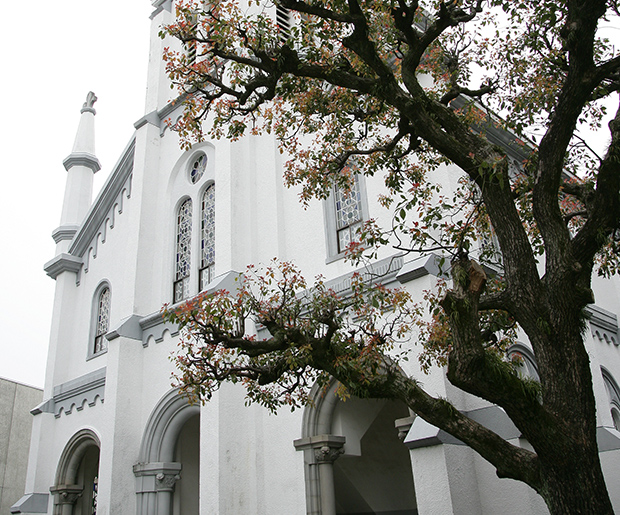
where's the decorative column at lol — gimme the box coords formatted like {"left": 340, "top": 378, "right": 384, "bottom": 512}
{"left": 133, "top": 462, "right": 182, "bottom": 515}
{"left": 294, "top": 434, "right": 345, "bottom": 515}
{"left": 50, "top": 485, "right": 82, "bottom": 515}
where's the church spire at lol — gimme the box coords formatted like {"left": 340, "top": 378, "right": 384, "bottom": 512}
{"left": 53, "top": 92, "right": 102, "bottom": 254}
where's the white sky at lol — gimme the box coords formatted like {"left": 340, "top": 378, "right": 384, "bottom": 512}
{"left": 0, "top": 2, "right": 153, "bottom": 387}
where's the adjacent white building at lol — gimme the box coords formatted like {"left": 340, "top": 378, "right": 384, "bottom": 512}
{"left": 12, "top": 1, "right": 620, "bottom": 513}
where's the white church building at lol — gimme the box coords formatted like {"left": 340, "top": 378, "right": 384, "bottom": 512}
{"left": 12, "top": 1, "right": 620, "bottom": 513}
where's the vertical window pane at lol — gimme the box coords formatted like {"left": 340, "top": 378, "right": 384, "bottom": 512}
{"left": 94, "top": 288, "right": 110, "bottom": 354}
{"left": 200, "top": 184, "right": 215, "bottom": 291}
{"left": 334, "top": 175, "right": 362, "bottom": 253}
{"left": 175, "top": 199, "right": 193, "bottom": 302}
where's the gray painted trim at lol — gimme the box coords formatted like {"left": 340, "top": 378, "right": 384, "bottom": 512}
{"left": 405, "top": 406, "right": 620, "bottom": 453}
{"left": 69, "top": 138, "right": 135, "bottom": 258}
{"left": 133, "top": 462, "right": 182, "bottom": 493}
{"left": 138, "top": 258, "right": 405, "bottom": 348}
{"left": 10, "top": 493, "right": 49, "bottom": 513}
{"left": 139, "top": 270, "right": 242, "bottom": 346}
{"left": 63, "top": 152, "right": 101, "bottom": 173}
{"left": 30, "top": 398, "right": 54, "bottom": 416}
{"left": 134, "top": 110, "right": 161, "bottom": 130}
{"left": 586, "top": 305, "right": 619, "bottom": 346}
{"left": 294, "top": 434, "right": 346, "bottom": 451}
{"left": 396, "top": 254, "right": 450, "bottom": 283}
{"left": 597, "top": 426, "right": 620, "bottom": 452}
{"left": 140, "top": 312, "right": 180, "bottom": 347}
{"left": 107, "top": 314, "right": 144, "bottom": 341}
{"left": 405, "top": 406, "right": 520, "bottom": 449}
{"left": 43, "top": 253, "right": 83, "bottom": 279}
{"left": 450, "top": 95, "right": 533, "bottom": 165}
{"left": 323, "top": 254, "right": 403, "bottom": 296}
{"left": 52, "top": 224, "right": 80, "bottom": 243}
{"left": 51, "top": 367, "right": 106, "bottom": 418}
{"left": 158, "top": 95, "right": 186, "bottom": 121}
{"left": 256, "top": 259, "right": 403, "bottom": 342}
{"left": 152, "top": 0, "right": 172, "bottom": 9}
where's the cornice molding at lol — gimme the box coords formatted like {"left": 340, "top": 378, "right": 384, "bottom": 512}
{"left": 31, "top": 368, "right": 106, "bottom": 418}
{"left": 51, "top": 224, "right": 80, "bottom": 243}
{"left": 63, "top": 152, "right": 101, "bottom": 173}
{"left": 43, "top": 253, "right": 83, "bottom": 279}
{"left": 134, "top": 110, "right": 161, "bottom": 130}
{"left": 450, "top": 95, "right": 533, "bottom": 166}
{"left": 586, "top": 305, "right": 619, "bottom": 346}
{"left": 69, "top": 138, "right": 135, "bottom": 258}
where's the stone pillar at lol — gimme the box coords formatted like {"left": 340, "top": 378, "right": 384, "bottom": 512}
{"left": 50, "top": 485, "right": 82, "bottom": 515}
{"left": 294, "top": 434, "right": 345, "bottom": 515}
{"left": 133, "top": 462, "right": 182, "bottom": 515}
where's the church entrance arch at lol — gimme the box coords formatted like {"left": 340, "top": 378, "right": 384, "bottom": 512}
{"left": 134, "top": 389, "right": 200, "bottom": 515}
{"left": 51, "top": 429, "right": 100, "bottom": 515}
{"left": 295, "top": 379, "right": 418, "bottom": 515}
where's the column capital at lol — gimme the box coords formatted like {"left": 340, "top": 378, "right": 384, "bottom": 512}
{"left": 155, "top": 472, "right": 181, "bottom": 492}
{"left": 294, "top": 434, "right": 345, "bottom": 463}
{"left": 133, "top": 462, "right": 182, "bottom": 494}
{"left": 314, "top": 444, "right": 344, "bottom": 464}
{"left": 50, "top": 485, "right": 83, "bottom": 506}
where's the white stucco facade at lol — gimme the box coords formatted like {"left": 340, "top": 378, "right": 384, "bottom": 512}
{"left": 13, "top": 1, "right": 620, "bottom": 514}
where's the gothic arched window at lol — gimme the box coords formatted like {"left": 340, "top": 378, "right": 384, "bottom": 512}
{"left": 94, "top": 287, "right": 110, "bottom": 355}
{"left": 200, "top": 184, "right": 215, "bottom": 291}
{"left": 174, "top": 199, "right": 193, "bottom": 303}
{"left": 602, "top": 369, "right": 620, "bottom": 431}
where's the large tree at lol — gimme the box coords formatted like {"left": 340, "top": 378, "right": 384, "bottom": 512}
{"left": 161, "top": 0, "right": 620, "bottom": 513}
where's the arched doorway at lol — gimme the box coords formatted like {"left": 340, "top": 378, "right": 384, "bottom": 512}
{"left": 295, "top": 379, "right": 418, "bottom": 515}
{"left": 134, "top": 390, "right": 200, "bottom": 515}
{"left": 51, "top": 429, "right": 100, "bottom": 515}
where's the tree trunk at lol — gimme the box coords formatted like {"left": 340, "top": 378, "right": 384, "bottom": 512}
{"left": 540, "top": 454, "right": 614, "bottom": 515}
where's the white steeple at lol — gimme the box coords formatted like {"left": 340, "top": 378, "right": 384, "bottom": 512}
{"left": 52, "top": 92, "right": 101, "bottom": 254}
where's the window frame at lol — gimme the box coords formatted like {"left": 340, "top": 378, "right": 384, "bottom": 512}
{"left": 199, "top": 182, "right": 215, "bottom": 291}
{"left": 602, "top": 368, "right": 620, "bottom": 431}
{"left": 323, "top": 173, "right": 369, "bottom": 263}
{"left": 88, "top": 282, "right": 111, "bottom": 360}
{"left": 173, "top": 197, "right": 193, "bottom": 303}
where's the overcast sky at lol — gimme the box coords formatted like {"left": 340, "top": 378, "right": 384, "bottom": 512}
{"left": 0, "top": 2, "right": 153, "bottom": 387}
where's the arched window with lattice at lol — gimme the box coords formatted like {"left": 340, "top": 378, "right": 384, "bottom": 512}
{"left": 200, "top": 184, "right": 215, "bottom": 291}
{"left": 602, "top": 368, "right": 620, "bottom": 431}
{"left": 93, "top": 286, "right": 110, "bottom": 356}
{"left": 174, "top": 198, "right": 193, "bottom": 303}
